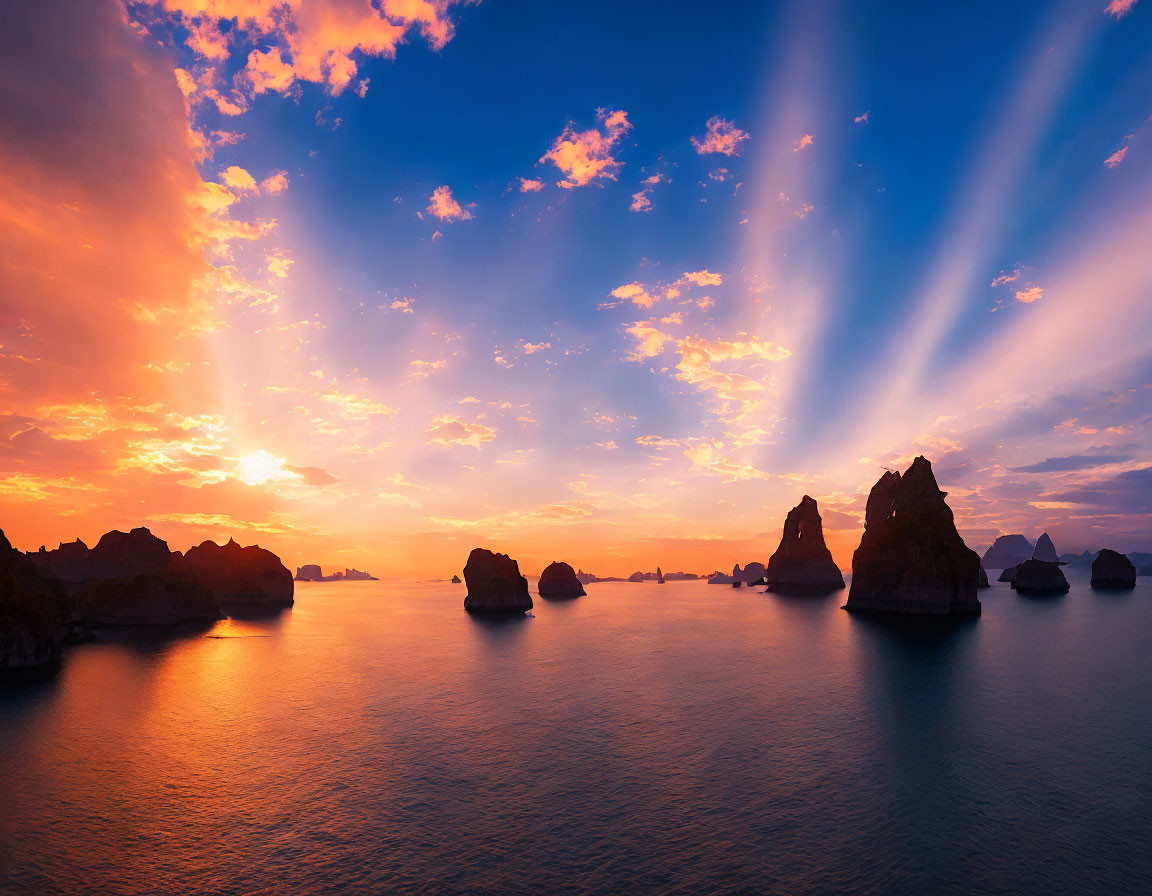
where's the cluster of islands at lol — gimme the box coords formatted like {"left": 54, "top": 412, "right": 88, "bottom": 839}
{"left": 456, "top": 457, "right": 1146, "bottom": 617}
{"left": 1, "top": 456, "right": 1147, "bottom": 675}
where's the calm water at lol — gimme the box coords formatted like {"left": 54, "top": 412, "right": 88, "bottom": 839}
{"left": 2, "top": 568, "right": 1151, "bottom": 895}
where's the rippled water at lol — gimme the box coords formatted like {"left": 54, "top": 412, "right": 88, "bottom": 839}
{"left": 2, "top": 568, "right": 1150, "bottom": 895}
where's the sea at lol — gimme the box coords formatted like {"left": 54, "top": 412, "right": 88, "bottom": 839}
{"left": 1, "top": 567, "right": 1150, "bottom": 895}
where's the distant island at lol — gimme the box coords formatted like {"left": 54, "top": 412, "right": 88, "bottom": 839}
{"left": 576, "top": 569, "right": 703, "bottom": 584}
{"left": 295, "top": 565, "right": 378, "bottom": 582}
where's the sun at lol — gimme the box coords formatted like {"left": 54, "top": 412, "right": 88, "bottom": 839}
{"left": 236, "top": 450, "right": 287, "bottom": 486}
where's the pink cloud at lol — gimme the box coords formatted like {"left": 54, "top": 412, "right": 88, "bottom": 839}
{"left": 1015, "top": 285, "right": 1044, "bottom": 303}
{"left": 855, "top": 111, "right": 870, "bottom": 124}
{"left": 1104, "top": 145, "right": 1128, "bottom": 168}
{"left": 426, "top": 186, "right": 472, "bottom": 222}
{"left": 540, "top": 109, "right": 632, "bottom": 188}
{"left": 793, "top": 134, "right": 814, "bottom": 152}
{"left": 690, "top": 116, "right": 750, "bottom": 157}
{"left": 519, "top": 177, "right": 545, "bottom": 193}
{"left": 630, "top": 172, "right": 663, "bottom": 212}
{"left": 1105, "top": 0, "right": 1139, "bottom": 18}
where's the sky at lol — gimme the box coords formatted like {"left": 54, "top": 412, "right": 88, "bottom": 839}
{"left": 1, "top": 0, "right": 1151, "bottom": 579}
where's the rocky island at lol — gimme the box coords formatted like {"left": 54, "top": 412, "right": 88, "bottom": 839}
{"left": 295, "top": 565, "right": 379, "bottom": 582}
{"left": 180, "top": 538, "right": 295, "bottom": 608}
{"left": 463, "top": 548, "right": 533, "bottom": 615}
{"left": 708, "top": 563, "right": 768, "bottom": 586}
{"left": 30, "top": 527, "right": 293, "bottom": 624}
{"left": 764, "top": 496, "right": 845, "bottom": 593}
{"left": 982, "top": 534, "right": 1034, "bottom": 569}
{"left": 538, "top": 561, "right": 586, "bottom": 598}
{"left": 1090, "top": 549, "right": 1136, "bottom": 589}
{"left": 844, "top": 456, "right": 982, "bottom": 616}
{"left": 1011, "top": 533, "right": 1069, "bottom": 594}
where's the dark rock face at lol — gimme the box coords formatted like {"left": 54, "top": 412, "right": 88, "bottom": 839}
{"left": 741, "top": 562, "right": 767, "bottom": 584}
{"left": 79, "top": 573, "right": 220, "bottom": 625}
{"left": 1032, "top": 533, "right": 1060, "bottom": 564}
{"left": 538, "top": 561, "right": 586, "bottom": 598}
{"left": 39, "top": 528, "right": 224, "bottom": 626}
{"left": 998, "top": 565, "right": 1021, "bottom": 583}
{"left": 31, "top": 527, "right": 171, "bottom": 590}
{"left": 463, "top": 548, "right": 532, "bottom": 614}
{"left": 178, "top": 539, "right": 294, "bottom": 607}
{"left": 451, "top": 575, "right": 462, "bottom": 584}
{"left": 982, "top": 534, "right": 1034, "bottom": 569}
{"left": 764, "top": 496, "right": 845, "bottom": 593}
{"left": 1013, "top": 559, "right": 1069, "bottom": 594}
{"left": 1, "top": 530, "right": 71, "bottom": 671}
{"left": 1090, "top": 549, "right": 1136, "bottom": 589}
{"left": 845, "top": 456, "right": 982, "bottom": 617}
{"left": 978, "top": 566, "right": 989, "bottom": 589}
{"left": 31, "top": 528, "right": 293, "bottom": 623}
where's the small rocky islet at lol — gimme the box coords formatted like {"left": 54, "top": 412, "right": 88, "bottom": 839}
{"left": 763, "top": 495, "right": 845, "bottom": 594}
{"left": 1091, "top": 549, "right": 1137, "bottom": 590}
{"left": 461, "top": 548, "right": 533, "bottom": 615}
{"left": 538, "top": 561, "right": 585, "bottom": 598}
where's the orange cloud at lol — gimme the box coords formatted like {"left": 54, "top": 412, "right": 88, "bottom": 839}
{"left": 426, "top": 185, "right": 472, "bottom": 221}
{"left": 262, "top": 170, "right": 289, "bottom": 194}
{"left": 682, "top": 270, "right": 722, "bottom": 287}
{"left": 608, "top": 270, "right": 722, "bottom": 309}
{"left": 1015, "top": 285, "right": 1043, "bottom": 303}
{"left": 222, "top": 165, "right": 259, "bottom": 192}
{"left": 991, "top": 267, "right": 1021, "bottom": 286}
{"left": 793, "top": 134, "right": 814, "bottom": 152}
{"left": 245, "top": 46, "right": 297, "bottom": 95}
{"left": 519, "top": 178, "right": 545, "bottom": 193}
{"left": 150, "top": 1, "right": 469, "bottom": 105}
{"left": 690, "top": 116, "right": 750, "bottom": 156}
{"left": 541, "top": 109, "right": 632, "bottom": 188}
{"left": 426, "top": 416, "right": 497, "bottom": 447}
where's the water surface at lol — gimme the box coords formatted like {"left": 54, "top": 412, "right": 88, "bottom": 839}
{"left": 2, "top": 568, "right": 1150, "bottom": 895}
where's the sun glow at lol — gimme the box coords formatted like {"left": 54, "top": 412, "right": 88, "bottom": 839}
{"left": 236, "top": 450, "right": 287, "bottom": 486}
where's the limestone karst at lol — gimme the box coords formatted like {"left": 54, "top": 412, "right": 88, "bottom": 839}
{"left": 178, "top": 539, "right": 295, "bottom": 607}
{"left": 538, "top": 561, "right": 586, "bottom": 598}
{"left": 463, "top": 548, "right": 533, "bottom": 615}
{"left": 1090, "top": 549, "right": 1136, "bottom": 590}
{"left": 1012, "top": 559, "right": 1069, "bottom": 594}
{"left": 764, "top": 496, "right": 845, "bottom": 593}
{"left": 981, "top": 534, "right": 1034, "bottom": 569}
{"left": 1032, "top": 533, "right": 1060, "bottom": 564}
{"left": 844, "top": 456, "right": 982, "bottom": 616}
